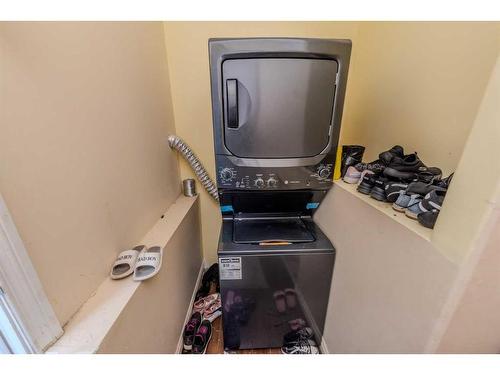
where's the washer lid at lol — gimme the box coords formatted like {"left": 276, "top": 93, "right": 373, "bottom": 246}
{"left": 233, "top": 218, "right": 315, "bottom": 244}
{"left": 222, "top": 57, "right": 338, "bottom": 159}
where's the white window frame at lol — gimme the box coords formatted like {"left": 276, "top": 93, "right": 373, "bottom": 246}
{"left": 0, "top": 193, "right": 63, "bottom": 353}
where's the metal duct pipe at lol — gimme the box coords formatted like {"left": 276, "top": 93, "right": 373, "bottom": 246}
{"left": 167, "top": 135, "right": 219, "bottom": 202}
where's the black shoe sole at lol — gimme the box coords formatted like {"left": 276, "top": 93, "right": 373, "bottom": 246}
{"left": 357, "top": 183, "right": 373, "bottom": 195}
{"left": 383, "top": 167, "right": 417, "bottom": 181}
{"left": 370, "top": 187, "right": 387, "bottom": 202}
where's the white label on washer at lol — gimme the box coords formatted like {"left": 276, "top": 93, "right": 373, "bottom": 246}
{"left": 219, "top": 257, "right": 242, "bottom": 280}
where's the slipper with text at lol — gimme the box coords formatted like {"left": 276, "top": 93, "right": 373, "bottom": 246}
{"left": 133, "top": 245, "right": 163, "bottom": 281}
{"left": 110, "top": 245, "right": 145, "bottom": 280}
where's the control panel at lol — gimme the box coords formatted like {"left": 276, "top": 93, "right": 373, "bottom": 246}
{"left": 215, "top": 155, "right": 335, "bottom": 191}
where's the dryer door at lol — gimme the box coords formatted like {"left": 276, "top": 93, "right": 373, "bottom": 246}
{"left": 222, "top": 58, "right": 338, "bottom": 159}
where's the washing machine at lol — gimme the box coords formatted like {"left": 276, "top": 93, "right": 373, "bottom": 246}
{"left": 208, "top": 38, "right": 351, "bottom": 350}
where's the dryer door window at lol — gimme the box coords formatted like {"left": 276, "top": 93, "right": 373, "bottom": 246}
{"left": 222, "top": 58, "right": 338, "bottom": 159}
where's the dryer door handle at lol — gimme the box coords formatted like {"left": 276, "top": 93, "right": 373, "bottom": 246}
{"left": 226, "top": 79, "right": 239, "bottom": 128}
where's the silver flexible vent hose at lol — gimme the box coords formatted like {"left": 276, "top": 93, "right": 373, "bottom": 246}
{"left": 167, "top": 135, "right": 219, "bottom": 202}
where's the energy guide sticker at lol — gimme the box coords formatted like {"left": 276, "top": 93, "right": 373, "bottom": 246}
{"left": 219, "top": 257, "right": 242, "bottom": 280}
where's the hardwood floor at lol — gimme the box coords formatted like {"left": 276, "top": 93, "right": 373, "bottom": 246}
{"left": 205, "top": 316, "right": 281, "bottom": 354}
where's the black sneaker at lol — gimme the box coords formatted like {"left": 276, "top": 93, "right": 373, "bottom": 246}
{"left": 406, "top": 181, "right": 446, "bottom": 197}
{"left": 378, "top": 145, "right": 404, "bottom": 165}
{"left": 355, "top": 145, "right": 405, "bottom": 174}
{"left": 357, "top": 173, "right": 378, "bottom": 195}
{"left": 183, "top": 312, "right": 202, "bottom": 351}
{"left": 283, "top": 327, "right": 314, "bottom": 345}
{"left": 387, "top": 152, "right": 426, "bottom": 173}
{"left": 420, "top": 190, "right": 447, "bottom": 212}
{"left": 355, "top": 160, "right": 386, "bottom": 174}
{"left": 281, "top": 339, "right": 319, "bottom": 354}
{"left": 383, "top": 167, "right": 418, "bottom": 182}
{"left": 434, "top": 173, "right": 454, "bottom": 189}
{"left": 418, "top": 210, "right": 440, "bottom": 229}
{"left": 384, "top": 182, "right": 409, "bottom": 203}
{"left": 370, "top": 177, "right": 388, "bottom": 201}
{"left": 195, "top": 263, "right": 220, "bottom": 301}
{"left": 340, "top": 145, "right": 365, "bottom": 177}
{"left": 192, "top": 320, "right": 212, "bottom": 354}
{"left": 416, "top": 167, "right": 442, "bottom": 183}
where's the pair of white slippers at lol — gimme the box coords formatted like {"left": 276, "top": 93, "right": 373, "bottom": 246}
{"left": 110, "top": 245, "right": 163, "bottom": 281}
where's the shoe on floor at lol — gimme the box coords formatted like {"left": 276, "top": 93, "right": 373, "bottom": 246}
{"left": 284, "top": 288, "right": 297, "bottom": 309}
{"left": 383, "top": 167, "right": 417, "bottom": 182}
{"left": 405, "top": 196, "right": 424, "bottom": 219}
{"left": 193, "top": 293, "right": 219, "bottom": 315}
{"left": 405, "top": 198, "right": 426, "bottom": 219}
{"left": 410, "top": 188, "right": 446, "bottom": 222}
{"left": 357, "top": 173, "right": 378, "bottom": 195}
{"left": 195, "top": 263, "right": 220, "bottom": 301}
{"left": 340, "top": 145, "right": 365, "bottom": 177}
{"left": 393, "top": 193, "right": 421, "bottom": 212}
{"left": 370, "top": 177, "right": 388, "bottom": 202}
{"left": 288, "top": 318, "right": 307, "bottom": 331}
{"left": 405, "top": 181, "right": 447, "bottom": 196}
{"left": 434, "top": 173, "right": 454, "bottom": 189}
{"left": 273, "top": 290, "right": 287, "bottom": 313}
{"left": 203, "top": 295, "right": 222, "bottom": 322}
{"left": 418, "top": 210, "right": 440, "bottom": 229}
{"left": 343, "top": 166, "right": 362, "bottom": 184}
{"left": 419, "top": 190, "right": 447, "bottom": 213}
{"left": 283, "top": 327, "right": 314, "bottom": 345}
{"left": 378, "top": 145, "right": 405, "bottom": 165}
{"left": 384, "top": 182, "right": 409, "bottom": 203}
{"left": 416, "top": 167, "right": 442, "bottom": 183}
{"left": 387, "top": 152, "right": 426, "bottom": 173}
{"left": 281, "top": 339, "right": 319, "bottom": 354}
{"left": 183, "top": 311, "right": 202, "bottom": 351}
{"left": 192, "top": 320, "right": 212, "bottom": 354}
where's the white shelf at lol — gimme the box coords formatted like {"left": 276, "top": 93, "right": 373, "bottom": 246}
{"left": 46, "top": 195, "right": 198, "bottom": 354}
{"left": 333, "top": 180, "right": 433, "bottom": 242}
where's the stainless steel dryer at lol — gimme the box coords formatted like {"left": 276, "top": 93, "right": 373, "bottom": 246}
{"left": 209, "top": 38, "right": 351, "bottom": 351}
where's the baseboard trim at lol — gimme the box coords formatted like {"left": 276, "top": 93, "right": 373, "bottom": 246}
{"left": 320, "top": 337, "right": 330, "bottom": 354}
{"left": 175, "top": 260, "right": 206, "bottom": 354}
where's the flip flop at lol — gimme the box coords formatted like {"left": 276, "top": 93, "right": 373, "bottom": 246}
{"left": 285, "top": 288, "right": 297, "bottom": 309}
{"left": 110, "top": 245, "right": 145, "bottom": 280}
{"left": 273, "top": 290, "right": 287, "bottom": 313}
{"left": 133, "top": 245, "right": 163, "bottom": 281}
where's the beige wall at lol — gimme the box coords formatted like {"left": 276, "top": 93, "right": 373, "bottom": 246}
{"left": 316, "top": 184, "right": 457, "bottom": 353}
{"left": 432, "top": 54, "right": 500, "bottom": 264}
{"left": 436, "top": 207, "right": 500, "bottom": 353}
{"left": 0, "top": 22, "right": 181, "bottom": 325}
{"left": 426, "top": 56, "right": 500, "bottom": 352}
{"left": 163, "top": 21, "right": 361, "bottom": 263}
{"left": 344, "top": 22, "right": 500, "bottom": 175}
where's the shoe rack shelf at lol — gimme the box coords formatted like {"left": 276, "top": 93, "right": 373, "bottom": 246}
{"left": 333, "top": 180, "right": 433, "bottom": 242}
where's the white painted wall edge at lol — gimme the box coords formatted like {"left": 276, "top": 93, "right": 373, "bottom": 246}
{"left": 0, "top": 192, "right": 63, "bottom": 352}
{"left": 45, "top": 195, "right": 197, "bottom": 354}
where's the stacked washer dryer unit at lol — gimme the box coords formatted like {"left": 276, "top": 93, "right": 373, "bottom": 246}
{"left": 209, "top": 38, "right": 351, "bottom": 351}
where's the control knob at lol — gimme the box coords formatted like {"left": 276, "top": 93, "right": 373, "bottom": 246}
{"left": 267, "top": 177, "right": 278, "bottom": 188}
{"left": 220, "top": 168, "right": 234, "bottom": 182}
{"left": 318, "top": 167, "right": 331, "bottom": 179}
{"left": 254, "top": 178, "right": 265, "bottom": 188}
